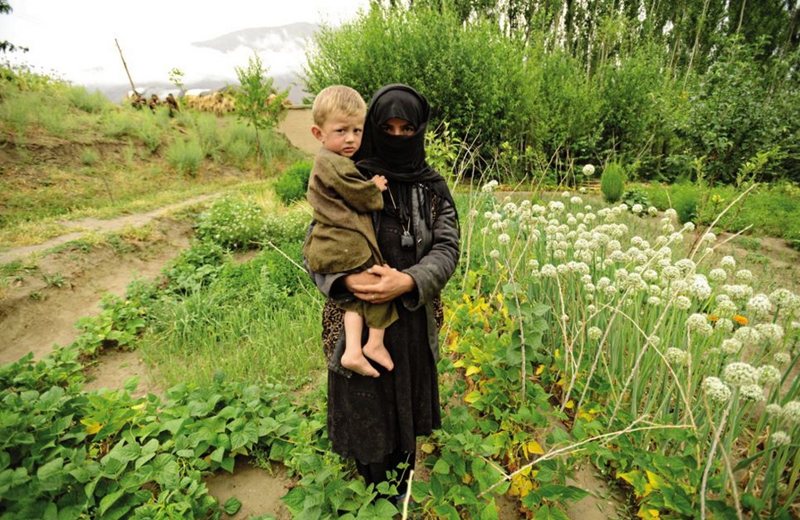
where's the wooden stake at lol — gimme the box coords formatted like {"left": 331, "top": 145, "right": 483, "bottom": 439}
{"left": 115, "top": 38, "right": 137, "bottom": 94}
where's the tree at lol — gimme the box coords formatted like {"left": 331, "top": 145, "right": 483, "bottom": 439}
{"left": 1, "top": 1, "right": 28, "bottom": 53}
{"left": 233, "top": 53, "right": 287, "bottom": 174}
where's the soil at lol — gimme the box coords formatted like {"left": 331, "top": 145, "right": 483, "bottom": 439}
{"left": 0, "top": 109, "right": 624, "bottom": 519}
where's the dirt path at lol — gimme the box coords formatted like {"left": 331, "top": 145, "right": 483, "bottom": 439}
{"left": 278, "top": 107, "right": 317, "bottom": 156}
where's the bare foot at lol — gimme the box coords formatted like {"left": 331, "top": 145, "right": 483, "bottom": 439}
{"left": 363, "top": 342, "right": 394, "bottom": 371}
{"left": 341, "top": 351, "right": 380, "bottom": 377}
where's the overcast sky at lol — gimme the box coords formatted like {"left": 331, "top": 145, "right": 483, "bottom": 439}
{"left": 1, "top": 0, "right": 371, "bottom": 86}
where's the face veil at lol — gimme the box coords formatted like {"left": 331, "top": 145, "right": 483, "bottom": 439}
{"left": 354, "top": 84, "right": 456, "bottom": 227}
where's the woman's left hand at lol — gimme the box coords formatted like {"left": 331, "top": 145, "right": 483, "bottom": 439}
{"left": 350, "top": 264, "right": 415, "bottom": 304}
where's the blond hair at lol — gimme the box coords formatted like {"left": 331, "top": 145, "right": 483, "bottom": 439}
{"left": 311, "top": 85, "right": 366, "bottom": 126}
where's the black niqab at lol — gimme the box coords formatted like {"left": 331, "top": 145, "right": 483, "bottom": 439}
{"left": 354, "top": 84, "right": 455, "bottom": 226}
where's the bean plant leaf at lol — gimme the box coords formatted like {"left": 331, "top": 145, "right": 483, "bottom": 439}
{"left": 223, "top": 497, "right": 242, "bottom": 514}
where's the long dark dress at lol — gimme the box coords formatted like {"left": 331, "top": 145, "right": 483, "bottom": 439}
{"left": 327, "top": 211, "right": 441, "bottom": 464}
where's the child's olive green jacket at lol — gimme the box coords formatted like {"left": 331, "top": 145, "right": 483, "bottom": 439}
{"left": 303, "top": 148, "right": 386, "bottom": 274}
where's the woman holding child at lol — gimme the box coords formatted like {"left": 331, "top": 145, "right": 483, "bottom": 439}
{"left": 307, "top": 84, "right": 460, "bottom": 502}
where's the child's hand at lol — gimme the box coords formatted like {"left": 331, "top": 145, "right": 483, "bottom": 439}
{"left": 371, "top": 175, "right": 388, "bottom": 192}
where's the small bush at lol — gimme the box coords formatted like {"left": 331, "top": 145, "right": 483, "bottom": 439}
{"left": 672, "top": 185, "right": 699, "bottom": 224}
{"left": 66, "top": 86, "right": 110, "bottom": 114}
{"left": 166, "top": 138, "right": 204, "bottom": 176}
{"left": 274, "top": 159, "right": 313, "bottom": 205}
{"left": 80, "top": 147, "right": 99, "bottom": 166}
{"left": 195, "top": 196, "right": 266, "bottom": 250}
{"left": 600, "top": 162, "right": 626, "bottom": 203}
{"left": 263, "top": 206, "right": 312, "bottom": 247}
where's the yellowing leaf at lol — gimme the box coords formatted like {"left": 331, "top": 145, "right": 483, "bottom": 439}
{"left": 453, "top": 359, "right": 466, "bottom": 368}
{"left": 462, "top": 474, "right": 473, "bottom": 484}
{"left": 464, "top": 390, "right": 482, "bottom": 404}
{"left": 421, "top": 443, "right": 436, "bottom": 454}
{"left": 564, "top": 400, "right": 575, "bottom": 409}
{"left": 81, "top": 419, "right": 103, "bottom": 435}
{"left": 637, "top": 506, "right": 660, "bottom": 519}
{"left": 526, "top": 441, "right": 544, "bottom": 455}
{"left": 131, "top": 403, "right": 146, "bottom": 411}
{"left": 577, "top": 411, "right": 595, "bottom": 421}
{"left": 465, "top": 365, "right": 482, "bottom": 376}
{"left": 535, "top": 364, "right": 545, "bottom": 375}
{"left": 554, "top": 349, "right": 561, "bottom": 360}
{"left": 617, "top": 470, "right": 641, "bottom": 487}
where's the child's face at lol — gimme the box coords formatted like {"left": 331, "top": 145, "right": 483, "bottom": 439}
{"left": 380, "top": 118, "right": 416, "bottom": 136}
{"left": 311, "top": 112, "right": 364, "bottom": 158}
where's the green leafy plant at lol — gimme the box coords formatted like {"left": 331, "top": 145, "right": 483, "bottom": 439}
{"left": 273, "top": 159, "right": 312, "bottom": 205}
{"left": 600, "top": 162, "right": 626, "bottom": 203}
{"left": 194, "top": 196, "right": 266, "bottom": 250}
{"left": 71, "top": 294, "right": 147, "bottom": 357}
{"left": 621, "top": 188, "right": 651, "bottom": 216}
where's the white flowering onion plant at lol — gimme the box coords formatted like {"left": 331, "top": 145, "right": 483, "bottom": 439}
{"left": 444, "top": 181, "right": 799, "bottom": 518}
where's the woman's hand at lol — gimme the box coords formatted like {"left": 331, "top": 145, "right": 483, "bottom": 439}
{"left": 346, "top": 265, "right": 415, "bottom": 304}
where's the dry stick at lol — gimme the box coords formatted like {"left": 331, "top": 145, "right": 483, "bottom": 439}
{"left": 476, "top": 419, "right": 690, "bottom": 498}
{"left": 401, "top": 469, "right": 415, "bottom": 520}
{"left": 115, "top": 39, "right": 137, "bottom": 94}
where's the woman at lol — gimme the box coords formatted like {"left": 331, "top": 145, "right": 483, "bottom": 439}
{"left": 308, "top": 84, "right": 460, "bottom": 501}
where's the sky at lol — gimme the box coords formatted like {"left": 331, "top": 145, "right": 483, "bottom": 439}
{"left": 1, "top": 0, "right": 372, "bottom": 88}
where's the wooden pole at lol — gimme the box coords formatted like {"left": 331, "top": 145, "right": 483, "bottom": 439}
{"left": 115, "top": 38, "right": 137, "bottom": 94}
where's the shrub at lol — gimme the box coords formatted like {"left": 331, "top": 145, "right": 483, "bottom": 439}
{"left": 66, "top": 86, "right": 110, "bottom": 113}
{"left": 600, "top": 162, "right": 626, "bottom": 203}
{"left": 304, "top": 4, "right": 529, "bottom": 161}
{"left": 263, "top": 206, "right": 312, "bottom": 247}
{"left": 274, "top": 159, "right": 313, "bottom": 205}
{"left": 166, "top": 138, "right": 204, "bottom": 176}
{"left": 80, "top": 147, "right": 99, "bottom": 166}
{"left": 195, "top": 196, "right": 266, "bottom": 250}
{"left": 672, "top": 185, "right": 699, "bottom": 224}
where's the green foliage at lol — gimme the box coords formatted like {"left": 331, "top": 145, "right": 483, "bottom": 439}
{"left": 671, "top": 185, "right": 698, "bottom": 224}
{"left": 527, "top": 46, "right": 603, "bottom": 172}
{"left": 71, "top": 294, "right": 147, "bottom": 357}
{"left": 273, "top": 159, "right": 312, "bottom": 205}
{"left": 600, "top": 162, "right": 626, "bottom": 203}
{"left": 233, "top": 54, "right": 288, "bottom": 170}
{"left": 262, "top": 206, "right": 312, "bottom": 248}
{"left": 165, "top": 138, "right": 203, "bottom": 176}
{"left": 620, "top": 189, "right": 651, "bottom": 216}
{"left": 304, "top": 4, "right": 529, "bottom": 159}
{"left": 80, "top": 147, "right": 99, "bottom": 166}
{"left": 679, "top": 39, "right": 792, "bottom": 184}
{"left": 194, "top": 195, "right": 266, "bottom": 250}
{"left": 66, "top": 86, "right": 111, "bottom": 114}
{"left": 160, "top": 240, "right": 227, "bottom": 295}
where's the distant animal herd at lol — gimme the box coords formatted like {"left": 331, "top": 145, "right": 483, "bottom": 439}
{"left": 125, "top": 87, "right": 292, "bottom": 116}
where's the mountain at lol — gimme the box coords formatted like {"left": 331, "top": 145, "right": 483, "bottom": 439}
{"left": 92, "top": 24, "right": 319, "bottom": 104}
{"left": 192, "top": 23, "right": 319, "bottom": 54}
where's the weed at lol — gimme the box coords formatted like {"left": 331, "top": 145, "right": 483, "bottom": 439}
{"left": 734, "top": 236, "right": 762, "bottom": 251}
{"left": 42, "top": 272, "right": 66, "bottom": 287}
{"left": 80, "top": 147, "right": 99, "bottom": 166}
{"left": 166, "top": 138, "right": 204, "bottom": 176}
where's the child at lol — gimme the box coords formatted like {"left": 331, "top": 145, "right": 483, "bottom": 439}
{"left": 303, "top": 85, "right": 398, "bottom": 378}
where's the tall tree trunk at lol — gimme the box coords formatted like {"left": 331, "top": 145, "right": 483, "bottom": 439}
{"left": 684, "top": 0, "right": 711, "bottom": 88}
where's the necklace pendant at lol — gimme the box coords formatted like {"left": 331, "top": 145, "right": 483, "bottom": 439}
{"left": 401, "top": 230, "right": 414, "bottom": 250}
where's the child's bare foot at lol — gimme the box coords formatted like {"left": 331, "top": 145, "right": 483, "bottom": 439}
{"left": 341, "top": 351, "right": 380, "bottom": 377}
{"left": 363, "top": 342, "right": 394, "bottom": 371}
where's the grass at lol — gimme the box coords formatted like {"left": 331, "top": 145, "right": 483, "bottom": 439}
{"left": 0, "top": 67, "right": 304, "bottom": 250}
